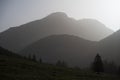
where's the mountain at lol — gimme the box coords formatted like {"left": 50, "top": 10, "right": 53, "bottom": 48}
{"left": 98, "top": 30, "right": 120, "bottom": 65}
{"left": 20, "top": 35, "right": 97, "bottom": 68}
{"left": 0, "top": 12, "right": 113, "bottom": 52}
{"left": 78, "top": 19, "right": 113, "bottom": 40}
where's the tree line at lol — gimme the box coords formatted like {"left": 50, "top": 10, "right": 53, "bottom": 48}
{"left": 25, "top": 53, "right": 120, "bottom": 75}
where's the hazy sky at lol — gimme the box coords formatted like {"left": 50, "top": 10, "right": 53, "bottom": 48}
{"left": 1, "top": 0, "right": 120, "bottom": 32}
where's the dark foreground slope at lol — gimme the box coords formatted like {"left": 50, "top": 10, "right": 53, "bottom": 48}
{"left": 0, "top": 47, "right": 119, "bottom": 80}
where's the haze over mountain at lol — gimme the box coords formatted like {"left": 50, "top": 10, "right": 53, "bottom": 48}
{"left": 20, "top": 35, "right": 97, "bottom": 68}
{"left": 0, "top": 12, "right": 113, "bottom": 52}
{"left": 98, "top": 29, "right": 120, "bottom": 66}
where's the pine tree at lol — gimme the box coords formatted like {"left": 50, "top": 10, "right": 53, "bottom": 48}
{"left": 92, "top": 53, "right": 104, "bottom": 74}
{"left": 39, "top": 58, "right": 42, "bottom": 63}
{"left": 32, "top": 54, "right": 36, "bottom": 61}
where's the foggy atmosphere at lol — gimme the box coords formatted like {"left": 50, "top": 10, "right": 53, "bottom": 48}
{"left": 0, "top": 0, "right": 120, "bottom": 80}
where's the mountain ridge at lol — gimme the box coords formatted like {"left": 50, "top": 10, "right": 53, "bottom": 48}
{"left": 20, "top": 34, "right": 97, "bottom": 68}
{"left": 98, "top": 29, "right": 120, "bottom": 66}
{"left": 0, "top": 12, "right": 113, "bottom": 52}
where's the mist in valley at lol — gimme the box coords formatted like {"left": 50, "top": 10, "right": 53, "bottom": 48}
{"left": 0, "top": 0, "right": 120, "bottom": 80}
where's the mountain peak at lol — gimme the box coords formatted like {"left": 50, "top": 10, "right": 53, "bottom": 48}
{"left": 0, "top": 12, "right": 113, "bottom": 52}
{"left": 47, "top": 12, "right": 68, "bottom": 18}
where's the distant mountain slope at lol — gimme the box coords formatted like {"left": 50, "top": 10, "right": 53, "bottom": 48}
{"left": 20, "top": 35, "right": 97, "bottom": 68}
{"left": 78, "top": 19, "right": 113, "bottom": 40}
{"left": 98, "top": 30, "right": 120, "bottom": 65}
{"left": 0, "top": 12, "right": 113, "bottom": 52}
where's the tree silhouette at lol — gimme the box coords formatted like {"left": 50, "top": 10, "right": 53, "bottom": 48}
{"left": 39, "top": 58, "right": 42, "bottom": 63}
{"left": 56, "top": 60, "right": 67, "bottom": 67}
{"left": 32, "top": 54, "right": 36, "bottom": 61}
{"left": 92, "top": 53, "right": 104, "bottom": 74}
